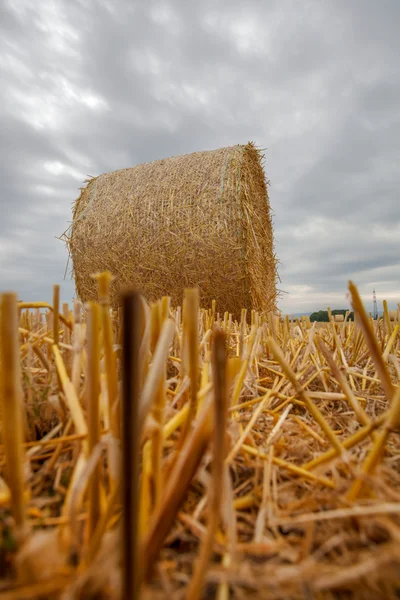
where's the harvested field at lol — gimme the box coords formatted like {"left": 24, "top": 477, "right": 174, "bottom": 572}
{"left": 0, "top": 276, "right": 400, "bottom": 599}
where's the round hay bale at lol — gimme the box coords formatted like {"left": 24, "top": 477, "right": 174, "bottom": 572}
{"left": 67, "top": 143, "right": 277, "bottom": 317}
{"left": 334, "top": 314, "right": 345, "bottom": 323}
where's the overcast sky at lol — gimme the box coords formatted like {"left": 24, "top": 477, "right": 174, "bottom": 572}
{"left": 1, "top": 0, "right": 399, "bottom": 314}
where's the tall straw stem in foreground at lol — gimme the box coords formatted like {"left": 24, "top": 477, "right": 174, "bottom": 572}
{"left": 383, "top": 299, "right": 392, "bottom": 337}
{"left": 53, "top": 284, "right": 60, "bottom": 347}
{"left": 151, "top": 296, "right": 169, "bottom": 511}
{"left": 94, "top": 272, "right": 119, "bottom": 439}
{"left": 139, "top": 316, "right": 175, "bottom": 534}
{"left": 86, "top": 301, "right": 101, "bottom": 540}
{"left": 62, "top": 302, "right": 72, "bottom": 375}
{"left": 121, "top": 291, "right": 142, "bottom": 599}
{"left": 0, "top": 293, "right": 27, "bottom": 537}
{"left": 179, "top": 288, "right": 199, "bottom": 446}
{"left": 71, "top": 300, "right": 84, "bottom": 397}
{"left": 186, "top": 328, "right": 228, "bottom": 600}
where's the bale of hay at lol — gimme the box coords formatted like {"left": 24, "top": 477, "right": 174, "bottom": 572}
{"left": 67, "top": 143, "right": 277, "bottom": 317}
{"left": 334, "top": 314, "right": 345, "bottom": 323}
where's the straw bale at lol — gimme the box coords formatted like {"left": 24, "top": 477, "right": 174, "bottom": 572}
{"left": 334, "top": 314, "right": 345, "bottom": 322}
{"left": 67, "top": 143, "right": 277, "bottom": 317}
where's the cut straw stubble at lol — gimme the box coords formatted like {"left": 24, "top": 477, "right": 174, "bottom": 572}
{"left": 71, "top": 300, "right": 84, "bottom": 394}
{"left": 86, "top": 302, "right": 101, "bottom": 541}
{"left": 315, "top": 337, "right": 371, "bottom": 428}
{"left": 2, "top": 276, "right": 400, "bottom": 598}
{"left": 139, "top": 318, "right": 176, "bottom": 436}
{"left": 347, "top": 385, "right": 400, "bottom": 501}
{"left": 186, "top": 328, "right": 228, "bottom": 600}
{"left": 266, "top": 336, "right": 345, "bottom": 457}
{"left": 121, "top": 290, "right": 142, "bottom": 599}
{"left": 150, "top": 297, "right": 170, "bottom": 512}
{"left": 53, "top": 285, "right": 60, "bottom": 347}
{"left": 348, "top": 281, "right": 394, "bottom": 401}
{"left": 0, "top": 293, "right": 27, "bottom": 537}
{"left": 142, "top": 395, "right": 214, "bottom": 581}
{"left": 179, "top": 288, "right": 200, "bottom": 447}
{"left": 94, "top": 271, "right": 119, "bottom": 440}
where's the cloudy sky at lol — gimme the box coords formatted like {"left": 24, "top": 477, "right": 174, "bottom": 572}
{"left": 1, "top": 0, "right": 399, "bottom": 314}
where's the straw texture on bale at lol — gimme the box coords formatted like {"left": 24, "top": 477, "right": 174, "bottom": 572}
{"left": 334, "top": 314, "right": 345, "bottom": 322}
{"left": 67, "top": 143, "right": 277, "bottom": 317}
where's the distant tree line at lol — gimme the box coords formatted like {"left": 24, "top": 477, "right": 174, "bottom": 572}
{"left": 310, "top": 309, "right": 354, "bottom": 322}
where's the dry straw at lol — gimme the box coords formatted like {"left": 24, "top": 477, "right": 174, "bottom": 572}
{"left": 1, "top": 279, "right": 400, "bottom": 599}
{"left": 66, "top": 142, "right": 277, "bottom": 318}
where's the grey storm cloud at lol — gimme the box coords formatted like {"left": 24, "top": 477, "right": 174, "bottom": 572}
{"left": 1, "top": 0, "right": 399, "bottom": 312}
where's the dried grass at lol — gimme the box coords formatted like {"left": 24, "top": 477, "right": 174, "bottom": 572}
{"left": 65, "top": 143, "right": 278, "bottom": 318}
{"left": 0, "top": 278, "right": 399, "bottom": 599}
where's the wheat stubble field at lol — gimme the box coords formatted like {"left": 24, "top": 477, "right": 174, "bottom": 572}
{"left": 0, "top": 274, "right": 400, "bottom": 599}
